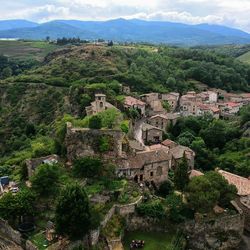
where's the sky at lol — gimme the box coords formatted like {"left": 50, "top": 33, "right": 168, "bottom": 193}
{"left": 0, "top": 0, "right": 250, "bottom": 32}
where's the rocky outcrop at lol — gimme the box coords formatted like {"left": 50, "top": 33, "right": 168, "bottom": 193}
{"left": 185, "top": 213, "right": 245, "bottom": 250}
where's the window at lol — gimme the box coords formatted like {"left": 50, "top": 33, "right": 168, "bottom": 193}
{"left": 100, "top": 102, "right": 103, "bottom": 108}
{"left": 150, "top": 171, "right": 154, "bottom": 177}
{"left": 140, "top": 175, "right": 143, "bottom": 181}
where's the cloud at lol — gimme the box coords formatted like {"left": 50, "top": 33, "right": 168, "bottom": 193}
{"left": 0, "top": 0, "right": 250, "bottom": 32}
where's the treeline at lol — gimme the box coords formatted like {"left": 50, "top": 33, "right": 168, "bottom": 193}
{"left": 56, "top": 37, "right": 90, "bottom": 45}
{"left": 0, "top": 55, "right": 39, "bottom": 79}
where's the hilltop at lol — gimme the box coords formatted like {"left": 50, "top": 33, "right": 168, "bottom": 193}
{"left": 1, "top": 19, "right": 250, "bottom": 45}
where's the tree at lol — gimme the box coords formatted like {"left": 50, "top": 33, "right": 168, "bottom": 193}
{"left": 73, "top": 157, "right": 103, "bottom": 178}
{"left": 89, "top": 115, "right": 102, "bottom": 129}
{"left": 158, "top": 180, "right": 173, "bottom": 197}
{"left": 2, "top": 67, "right": 12, "bottom": 78}
{"left": 166, "top": 193, "right": 185, "bottom": 222}
{"left": 190, "top": 137, "right": 217, "bottom": 171}
{"left": 174, "top": 157, "right": 189, "bottom": 192}
{"left": 55, "top": 184, "right": 91, "bottom": 239}
{"left": 0, "top": 189, "right": 35, "bottom": 222}
{"left": 187, "top": 175, "right": 220, "bottom": 213}
{"left": 205, "top": 171, "right": 237, "bottom": 207}
{"left": 31, "top": 164, "right": 60, "bottom": 196}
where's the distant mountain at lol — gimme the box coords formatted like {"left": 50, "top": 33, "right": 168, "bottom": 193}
{"left": 0, "top": 19, "right": 250, "bottom": 46}
{"left": 0, "top": 19, "right": 38, "bottom": 31}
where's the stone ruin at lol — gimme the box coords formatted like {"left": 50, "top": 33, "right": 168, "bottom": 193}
{"left": 65, "top": 122, "right": 125, "bottom": 162}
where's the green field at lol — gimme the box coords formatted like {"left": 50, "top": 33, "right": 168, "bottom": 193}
{"left": 238, "top": 51, "right": 250, "bottom": 64}
{"left": 0, "top": 40, "right": 59, "bottom": 61}
{"left": 123, "top": 230, "right": 184, "bottom": 250}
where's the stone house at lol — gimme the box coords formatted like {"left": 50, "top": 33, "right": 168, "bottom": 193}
{"left": 25, "top": 154, "right": 59, "bottom": 177}
{"left": 141, "top": 123, "right": 163, "bottom": 144}
{"left": 218, "top": 102, "right": 242, "bottom": 118}
{"left": 161, "top": 92, "right": 180, "bottom": 111}
{"left": 123, "top": 96, "right": 146, "bottom": 116}
{"left": 117, "top": 149, "right": 172, "bottom": 185}
{"left": 218, "top": 170, "right": 250, "bottom": 231}
{"left": 197, "top": 91, "right": 218, "bottom": 103}
{"left": 85, "top": 94, "right": 117, "bottom": 116}
{"left": 169, "top": 145, "right": 195, "bottom": 169}
{"left": 147, "top": 113, "right": 180, "bottom": 131}
{"left": 196, "top": 103, "right": 220, "bottom": 119}
{"left": 140, "top": 93, "right": 159, "bottom": 104}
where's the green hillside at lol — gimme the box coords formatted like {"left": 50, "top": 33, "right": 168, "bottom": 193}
{"left": 0, "top": 40, "right": 59, "bottom": 61}
{"left": 238, "top": 51, "right": 250, "bottom": 64}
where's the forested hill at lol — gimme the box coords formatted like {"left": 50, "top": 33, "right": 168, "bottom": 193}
{"left": 0, "top": 42, "right": 250, "bottom": 175}
{"left": 4, "top": 44, "right": 250, "bottom": 93}
{"left": 1, "top": 19, "right": 250, "bottom": 46}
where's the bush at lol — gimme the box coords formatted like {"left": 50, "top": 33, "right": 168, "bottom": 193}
{"left": 137, "top": 200, "right": 166, "bottom": 219}
{"left": 158, "top": 180, "right": 173, "bottom": 197}
{"left": 73, "top": 157, "right": 103, "bottom": 178}
{"left": 89, "top": 115, "right": 102, "bottom": 129}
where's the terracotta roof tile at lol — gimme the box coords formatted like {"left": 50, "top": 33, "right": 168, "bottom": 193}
{"left": 218, "top": 170, "right": 250, "bottom": 196}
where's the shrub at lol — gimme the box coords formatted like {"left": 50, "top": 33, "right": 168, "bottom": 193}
{"left": 137, "top": 200, "right": 166, "bottom": 219}
{"left": 158, "top": 180, "right": 173, "bottom": 197}
{"left": 89, "top": 115, "right": 102, "bottom": 129}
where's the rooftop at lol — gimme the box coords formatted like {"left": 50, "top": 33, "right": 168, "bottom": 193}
{"left": 142, "top": 123, "right": 163, "bottom": 132}
{"left": 124, "top": 96, "right": 145, "bottom": 106}
{"left": 218, "top": 170, "right": 250, "bottom": 196}
{"left": 119, "top": 149, "right": 171, "bottom": 170}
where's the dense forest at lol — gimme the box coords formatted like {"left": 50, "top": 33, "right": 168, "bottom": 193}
{"left": 0, "top": 42, "right": 249, "bottom": 179}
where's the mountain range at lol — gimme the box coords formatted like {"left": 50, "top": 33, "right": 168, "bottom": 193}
{"left": 1, "top": 19, "right": 250, "bottom": 46}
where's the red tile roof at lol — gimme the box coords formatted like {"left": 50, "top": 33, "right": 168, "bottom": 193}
{"left": 218, "top": 170, "right": 250, "bottom": 196}
{"left": 124, "top": 96, "right": 145, "bottom": 106}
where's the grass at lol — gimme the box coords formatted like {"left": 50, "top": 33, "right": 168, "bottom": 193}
{"left": 123, "top": 230, "right": 184, "bottom": 250}
{"left": 238, "top": 51, "right": 250, "bottom": 64}
{"left": 0, "top": 40, "right": 59, "bottom": 61}
{"left": 30, "top": 232, "right": 49, "bottom": 250}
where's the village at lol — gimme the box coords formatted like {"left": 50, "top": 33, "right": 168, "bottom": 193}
{"left": 0, "top": 86, "right": 250, "bottom": 250}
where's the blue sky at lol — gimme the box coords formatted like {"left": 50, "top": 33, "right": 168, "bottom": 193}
{"left": 0, "top": 0, "right": 250, "bottom": 32}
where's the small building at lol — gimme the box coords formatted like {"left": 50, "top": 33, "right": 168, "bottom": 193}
{"left": 140, "top": 93, "right": 159, "bottom": 104}
{"left": 161, "top": 92, "right": 180, "bottom": 111}
{"left": 219, "top": 102, "right": 242, "bottom": 118}
{"left": 161, "top": 139, "right": 178, "bottom": 149}
{"left": 85, "top": 94, "right": 117, "bottom": 116}
{"left": 142, "top": 123, "right": 163, "bottom": 144}
{"left": 198, "top": 91, "right": 218, "bottom": 103}
{"left": 196, "top": 103, "right": 220, "bottom": 119}
{"left": 218, "top": 170, "right": 250, "bottom": 231}
{"left": 147, "top": 113, "right": 180, "bottom": 131}
{"left": 122, "top": 85, "right": 131, "bottom": 94}
{"left": 26, "top": 154, "right": 59, "bottom": 177}
{"left": 117, "top": 149, "right": 172, "bottom": 185}
{"left": 169, "top": 145, "right": 195, "bottom": 169}
{"left": 124, "top": 96, "right": 146, "bottom": 116}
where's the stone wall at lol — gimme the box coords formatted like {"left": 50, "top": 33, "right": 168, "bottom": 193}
{"left": 185, "top": 213, "right": 245, "bottom": 250}
{"left": 116, "top": 196, "right": 143, "bottom": 216}
{"left": 65, "top": 122, "right": 124, "bottom": 162}
{"left": 0, "top": 218, "right": 22, "bottom": 245}
{"left": 26, "top": 240, "right": 39, "bottom": 250}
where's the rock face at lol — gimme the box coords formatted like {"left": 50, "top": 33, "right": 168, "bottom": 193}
{"left": 185, "top": 213, "right": 245, "bottom": 250}
{"left": 65, "top": 122, "right": 124, "bottom": 162}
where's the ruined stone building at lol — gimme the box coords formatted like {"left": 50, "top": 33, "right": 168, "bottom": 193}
{"left": 85, "top": 94, "right": 117, "bottom": 116}
{"left": 65, "top": 122, "right": 125, "bottom": 162}
{"left": 25, "top": 154, "right": 59, "bottom": 177}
